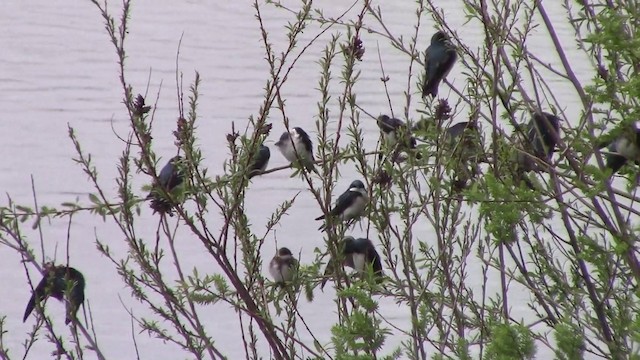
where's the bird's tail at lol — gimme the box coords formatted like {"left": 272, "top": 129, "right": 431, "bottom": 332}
{"left": 22, "top": 296, "right": 36, "bottom": 322}
{"left": 421, "top": 80, "right": 437, "bottom": 99}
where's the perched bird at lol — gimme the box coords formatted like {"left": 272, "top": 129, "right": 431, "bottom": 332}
{"left": 274, "top": 127, "right": 315, "bottom": 171}
{"left": 23, "top": 263, "right": 85, "bottom": 325}
{"left": 321, "top": 237, "right": 383, "bottom": 289}
{"left": 444, "top": 121, "right": 484, "bottom": 189}
{"left": 598, "top": 121, "right": 640, "bottom": 175}
{"left": 315, "top": 180, "right": 369, "bottom": 229}
{"left": 248, "top": 144, "right": 271, "bottom": 178}
{"left": 422, "top": 31, "right": 457, "bottom": 99}
{"left": 517, "top": 112, "right": 561, "bottom": 173}
{"left": 376, "top": 115, "right": 422, "bottom": 160}
{"left": 147, "top": 156, "right": 184, "bottom": 215}
{"left": 269, "top": 247, "right": 298, "bottom": 287}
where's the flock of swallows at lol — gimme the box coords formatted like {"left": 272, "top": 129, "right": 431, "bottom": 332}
{"left": 22, "top": 31, "right": 640, "bottom": 325}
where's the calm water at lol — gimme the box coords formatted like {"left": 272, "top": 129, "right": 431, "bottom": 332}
{"left": 0, "top": 0, "right": 593, "bottom": 358}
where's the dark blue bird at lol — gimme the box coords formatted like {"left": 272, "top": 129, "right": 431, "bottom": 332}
{"left": 517, "top": 112, "right": 560, "bottom": 173}
{"left": 248, "top": 144, "right": 271, "bottom": 178}
{"left": 315, "top": 180, "right": 368, "bottom": 230}
{"left": 147, "top": 156, "right": 184, "bottom": 215}
{"left": 321, "top": 237, "right": 383, "bottom": 289}
{"left": 422, "top": 31, "right": 457, "bottom": 99}
{"left": 274, "top": 127, "right": 315, "bottom": 171}
{"left": 269, "top": 247, "right": 298, "bottom": 287}
{"left": 377, "top": 115, "right": 422, "bottom": 160}
{"left": 23, "top": 263, "right": 85, "bottom": 325}
{"left": 598, "top": 121, "right": 640, "bottom": 175}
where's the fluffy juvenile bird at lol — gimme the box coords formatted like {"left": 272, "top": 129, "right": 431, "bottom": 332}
{"left": 269, "top": 247, "right": 298, "bottom": 287}
{"left": 377, "top": 115, "right": 422, "bottom": 160}
{"left": 274, "top": 127, "right": 315, "bottom": 171}
{"left": 23, "top": 263, "right": 85, "bottom": 325}
{"left": 248, "top": 144, "right": 271, "bottom": 178}
{"left": 422, "top": 31, "right": 457, "bottom": 99}
{"left": 321, "top": 237, "right": 383, "bottom": 289}
{"left": 315, "top": 180, "right": 369, "bottom": 230}
{"left": 598, "top": 121, "right": 640, "bottom": 175}
{"left": 147, "top": 156, "right": 184, "bottom": 215}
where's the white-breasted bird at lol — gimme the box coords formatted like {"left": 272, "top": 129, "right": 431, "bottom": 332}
{"left": 321, "top": 237, "right": 383, "bottom": 289}
{"left": 274, "top": 127, "right": 315, "bottom": 171}
{"left": 147, "top": 155, "right": 184, "bottom": 215}
{"left": 597, "top": 121, "right": 640, "bottom": 176}
{"left": 315, "top": 180, "right": 369, "bottom": 230}
{"left": 269, "top": 247, "right": 298, "bottom": 287}
{"left": 377, "top": 115, "right": 422, "bottom": 160}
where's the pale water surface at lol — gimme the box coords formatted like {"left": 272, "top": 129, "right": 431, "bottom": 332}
{"left": 0, "top": 0, "right": 594, "bottom": 358}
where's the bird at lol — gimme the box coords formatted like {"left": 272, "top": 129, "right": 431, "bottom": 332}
{"left": 376, "top": 115, "right": 422, "bottom": 160}
{"left": 422, "top": 31, "right": 457, "bottom": 99}
{"left": 274, "top": 127, "right": 315, "bottom": 172}
{"left": 320, "top": 237, "right": 383, "bottom": 289}
{"left": 598, "top": 121, "right": 640, "bottom": 175}
{"left": 516, "top": 112, "right": 561, "bottom": 173}
{"left": 444, "top": 121, "right": 484, "bottom": 188}
{"left": 23, "top": 263, "right": 85, "bottom": 325}
{"left": 269, "top": 247, "right": 298, "bottom": 287}
{"left": 248, "top": 144, "right": 270, "bottom": 178}
{"left": 315, "top": 180, "right": 369, "bottom": 230}
{"left": 147, "top": 156, "right": 184, "bottom": 215}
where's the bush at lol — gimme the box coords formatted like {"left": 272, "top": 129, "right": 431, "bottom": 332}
{"left": 2, "top": 0, "right": 640, "bottom": 359}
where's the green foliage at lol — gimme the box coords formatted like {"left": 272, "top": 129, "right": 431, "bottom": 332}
{"left": 484, "top": 323, "right": 536, "bottom": 360}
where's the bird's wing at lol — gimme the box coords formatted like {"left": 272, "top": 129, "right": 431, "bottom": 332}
{"left": 159, "top": 160, "right": 184, "bottom": 190}
{"left": 329, "top": 191, "right": 361, "bottom": 217}
{"left": 367, "top": 244, "right": 384, "bottom": 277}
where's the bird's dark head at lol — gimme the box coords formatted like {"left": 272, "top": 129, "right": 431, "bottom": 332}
{"left": 341, "top": 236, "right": 357, "bottom": 254}
{"left": 274, "top": 131, "right": 290, "bottom": 147}
{"left": 535, "top": 112, "right": 560, "bottom": 132}
{"left": 431, "top": 31, "right": 449, "bottom": 44}
{"left": 277, "top": 247, "right": 293, "bottom": 257}
{"left": 349, "top": 180, "right": 365, "bottom": 190}
{"left": 291, "top": 127, "right": 310, "bottom": 141}
{"left": 377, "top": 114, "right": 391, "bottom": 126}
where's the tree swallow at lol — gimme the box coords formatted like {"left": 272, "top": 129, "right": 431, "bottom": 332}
{"left": 599, "top": 121, "right": 640, "bottom": 175}
{"left": 422, "top": 31, "right": 457, "bottom": 99}
{"left": 517, "top": 112, "right": 560, "bottom": 173}
{"left": 274, "top": 127, "right": 315, "bottom": 172}
{"left": 147, "top": 156, "right": 184, "bottom": 215}
{"left": 23, "top": 263, "right": 85, "bottom": 325}
{"left": 315, "top": 180, "right": 368, "bottom": 229}
{"left": 445, "top": 121, "right": 484, "bottom": 188}
{"left": 269, "top": 247, "right": 298, "bottom": 287}
{"left": 321, "top": 236, "right": 383, "bottom": 289}
{"left": 248, "top": 144, "right": 270, "bottom": 178}
{"left": 377, "top": 115, "right": 422, "bottom": 160}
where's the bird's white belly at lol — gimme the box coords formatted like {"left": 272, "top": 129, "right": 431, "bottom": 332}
{"left": 382, "top": 132, "right": 398, "bottom": 147}
{"left": 269, "top": 263, "right": 292, "bottom": 283}
{"left": 616, "top": 138, "right": 640, "bottom": 160}
{"left": 341, "top": 196, "right": 367, "bottom": 221}
{"left": 351, "top": 253, "right": 366, "bottom": 273}
{"left": 280, "top": 142, "right": 309, "bottom": 163}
